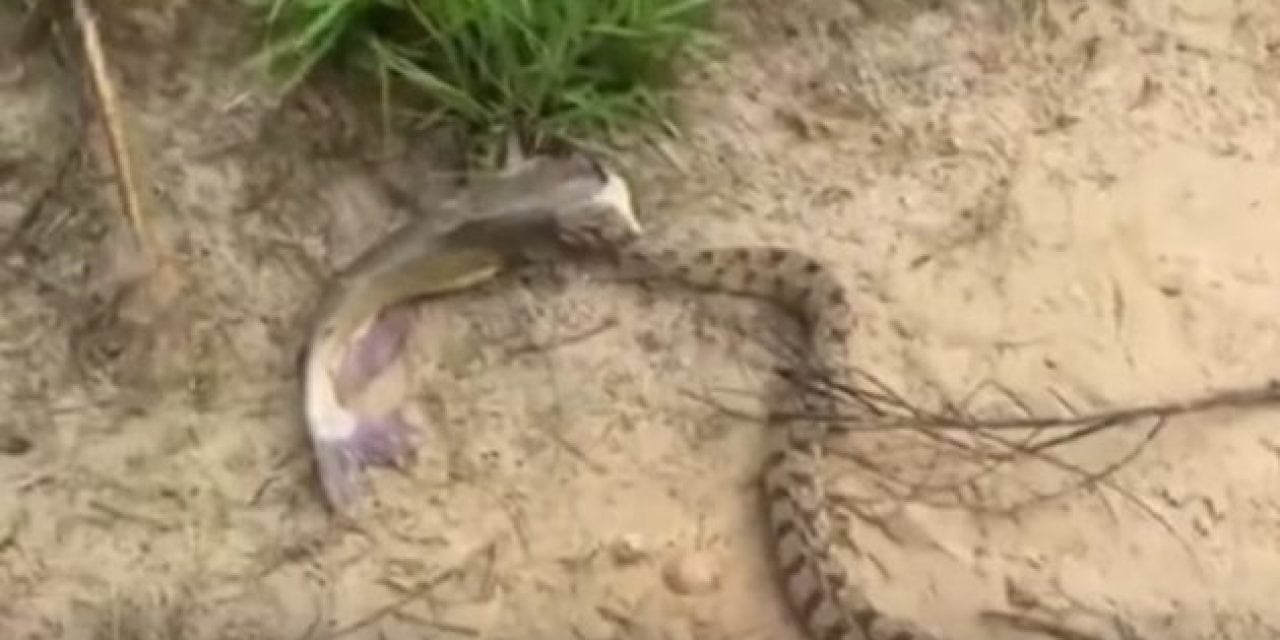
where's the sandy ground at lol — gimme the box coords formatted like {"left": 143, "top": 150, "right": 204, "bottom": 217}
{"left": 3, "top": 1, "right": 1280, "bottom": 639}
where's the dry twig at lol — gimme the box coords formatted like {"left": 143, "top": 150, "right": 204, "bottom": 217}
{"left": 325, "top": 541, "right": 497, "bottom": 639}
{"left": 779, "top": 367, "right": 1280, "bottom": 433}
{"left": 688, "top": 360, "right": 1280, "bottom": 536}
{"left": 71, "top": 0, "right": 162, "bottom": 264}
{"left": 979, "top": 609, "right": 1141, "bottom": 640}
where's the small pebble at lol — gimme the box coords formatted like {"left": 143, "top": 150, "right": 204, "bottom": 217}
{"left": 662, "top": 550, "right": 722, "bottom": 595}
{"left": 609, "top": 534, "right": 648, "bottom": 565}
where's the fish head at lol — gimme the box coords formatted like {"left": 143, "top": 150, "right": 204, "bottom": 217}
{"left": 542, "top": 150, "right": 643, "bottom": 249}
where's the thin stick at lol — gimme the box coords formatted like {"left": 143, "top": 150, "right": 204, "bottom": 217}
{"left": 778, "top": 378, "right": 1280, "bottom": 433}
{"left": 979, "top": 610, "right": 1129, "bottom": 640}
{"left": 501, "top": 317, "right": 618, "bottom": 359}
{"left": 324, "top": 542, "right": 496, "bottom": 639}
{"left": 71, "top": 0, "right": 160, "bottom": 264}
{"left": 1, "top": 137, "right": 82, "bottom": 255}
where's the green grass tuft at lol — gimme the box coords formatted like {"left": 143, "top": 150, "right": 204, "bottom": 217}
{"left": 251, "top": 0, "right": 716, "bottom": 166}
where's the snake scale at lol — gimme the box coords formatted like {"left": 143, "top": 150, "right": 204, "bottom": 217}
{"left": 302, "top": 152, "right": 944, "bottom": 640}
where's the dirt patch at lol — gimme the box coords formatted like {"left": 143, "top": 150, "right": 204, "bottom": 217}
{"left": 3, "top": 1, "right": 1280, "bottom": 639}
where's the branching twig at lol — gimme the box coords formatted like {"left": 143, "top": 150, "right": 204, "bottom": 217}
{"left": 778, "top": 370, "right": 1280, "bottom": 433}
{"left": 690, "top": 365, "right": 1280, "bottom": 540}
{"left": 1, "top": 137, "right": 82, "bottom": 256}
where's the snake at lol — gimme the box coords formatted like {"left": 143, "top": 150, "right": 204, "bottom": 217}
{"left": 300, "top": 151, "right": 945, "bottom": 640}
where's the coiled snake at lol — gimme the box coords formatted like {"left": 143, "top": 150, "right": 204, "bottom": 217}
{"left": 301, "top": 152, "right": 943, "bottom": 640}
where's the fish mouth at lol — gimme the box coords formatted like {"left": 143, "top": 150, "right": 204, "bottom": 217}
{"left": 595, "top": 165, "right": 643, "bottom": 237}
